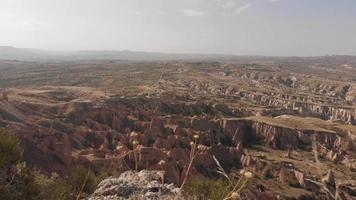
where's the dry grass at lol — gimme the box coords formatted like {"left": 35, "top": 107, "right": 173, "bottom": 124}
{"left": 75, "top": 166, "right": 91, "bottom": 200}
{"left": 213, "top": 156, "right": 252, "bottom": 200}
{"left": 180, "top": 134, "right": 200, "bottom": 191}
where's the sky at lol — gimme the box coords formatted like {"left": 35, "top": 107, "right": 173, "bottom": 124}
{"left": 0, "top": 0, "right": 356, "bottom": 56}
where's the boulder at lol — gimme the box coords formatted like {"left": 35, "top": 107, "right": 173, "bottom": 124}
{"left": 88, "top": 170, "right": 181, "bottom": 200}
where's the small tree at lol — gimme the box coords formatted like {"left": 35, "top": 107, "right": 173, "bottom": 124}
{"left": 0, "top": 129, "right": 39, "bottom": 200}
{"left": 0, "top": 129, "right": 101, "bottom": 200}
{"left": 67, "top": 165, "right": 100, "bottom": 198}
{"left": 0, "top": 129, "right": 22, "bottom": 169}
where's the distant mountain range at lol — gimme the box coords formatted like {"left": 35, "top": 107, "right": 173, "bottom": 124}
{"left": 1, "top": 46, "right": 356, "bottom": 62}
{"left": 0, "top": 46, "right": 242, "bottom": 61}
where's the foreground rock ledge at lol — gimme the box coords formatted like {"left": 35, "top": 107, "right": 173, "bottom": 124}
{"left": 87, "top": 170, "right": 181, "bottom": 200}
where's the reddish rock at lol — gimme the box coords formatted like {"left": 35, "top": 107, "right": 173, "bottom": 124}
{"left": 191, "top": 117, "right": 213, "bottom": 131}
{"left": 322, "top": 169, "right": 336, "bottom": 188}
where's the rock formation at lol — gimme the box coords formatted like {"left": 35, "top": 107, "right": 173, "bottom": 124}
{"left": 87, "top": 170, "right": 181, "bottom": 200}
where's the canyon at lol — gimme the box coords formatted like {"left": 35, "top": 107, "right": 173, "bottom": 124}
{"left": 0, "top": 56, "right": 356, "bottom": 199}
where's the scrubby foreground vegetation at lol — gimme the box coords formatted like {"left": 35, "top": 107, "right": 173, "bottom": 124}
{"left": 0, "top": 129, "right": 102, "bottom": 200}
{"left": 0, "top": 128, "right": 253, "bottom": 200}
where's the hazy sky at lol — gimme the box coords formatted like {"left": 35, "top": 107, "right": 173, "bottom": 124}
{"left": 0, "top": 0, "right": 356, "bottom": 56}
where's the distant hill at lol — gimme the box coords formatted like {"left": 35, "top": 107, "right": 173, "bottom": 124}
{"left": 1, "top": 46, "right": 356, "bottom": 63}
{"left": 0, "top": 46, "right": 39, "bottom": 60}
{"left": 0, "top": 46, "right": 240, "bottom": 61}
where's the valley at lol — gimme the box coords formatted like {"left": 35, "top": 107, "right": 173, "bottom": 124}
{"left": 0, "top": 57, "right": 355, "bottom": 199}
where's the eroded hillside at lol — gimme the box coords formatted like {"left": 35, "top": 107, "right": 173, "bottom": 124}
{"left": 0, "top": 58, "right": 355, "bottom": 199}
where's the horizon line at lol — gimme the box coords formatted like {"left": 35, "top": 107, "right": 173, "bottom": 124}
{"left": 1, "top": 45, "right": 356, "bottom": 58}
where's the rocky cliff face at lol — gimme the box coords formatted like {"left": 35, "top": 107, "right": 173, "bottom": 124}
{"left": 291, "top": 102, "right": 356, "bottom": 125}
{"left": 241, "top": 93, "right": 356, "bottom": 125}
{"left": 1, "top": 95, "right": 355, "bottom": 182}
{"left": 1, "top": 59, "right": 356, "bottom": 199}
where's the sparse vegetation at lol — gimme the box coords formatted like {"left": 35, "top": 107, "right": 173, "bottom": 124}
{"left": 0, "top": 129, "right": 102, "bottom": 200}
{"left": 185, "top": 176, "right": 230, "bottom": 200}
{"left": 180, "top": 134, "right": 200, "bottom": 191}
{"left": 184, "top": 155, "right": 252, "bottom": 200}
{"left": 184, "top": 171, "right": 253, "bottom": 200}
{"left": 0, "top": 129, "right": 22, "bottom": 168}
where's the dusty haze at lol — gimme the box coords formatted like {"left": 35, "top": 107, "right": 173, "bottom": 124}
{"left": 0, "top": 0, "right": 356, "bottom": 56}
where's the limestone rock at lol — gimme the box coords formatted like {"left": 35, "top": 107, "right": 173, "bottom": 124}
{"left": 88, "top": 170, "right": 181, "bottom": 200}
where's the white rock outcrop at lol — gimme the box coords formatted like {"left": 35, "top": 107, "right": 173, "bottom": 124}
{"left": 88, "top": 170, "right": 181, "bottom": 200}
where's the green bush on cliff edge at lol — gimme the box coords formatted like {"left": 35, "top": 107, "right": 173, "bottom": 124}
{"left": 0, "top": 128, "right": 101, "bottom": 200}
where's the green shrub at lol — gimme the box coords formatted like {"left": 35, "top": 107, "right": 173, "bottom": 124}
{"left": 36, "top": 172, "right": 73, "bottom": 200}
{"left": 49, "top": 180, "right": 74, "bottom": 200}
{"left": 184, "top": 176, "right": 230, "bottom": 200}
{"left": 1, "top": 163, "right": 101, "bottom": 200}
{"left": 67, "top": 166, "right": 100, "bottom": 195}
{"left": 0, "top": 163, "right": 41, "bottom": 200}
{"left": 0, "top": 129, "right": 32, "bottom": 200}
{"left": 0, "top": 129, "right": 22, "bottom": 169}
{"left": 36, "top": 166, "right": 102, "bottom": 200}
{"left": 0, "top": 129, "right": 101, "bottom": 200}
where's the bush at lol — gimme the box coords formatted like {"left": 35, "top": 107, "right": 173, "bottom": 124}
{"left": 0, "top": 129, "right": 31, "bottom": 200}
{"left": 0, "top": 129, "right": 22, "bottom": 169}
{"left": 67, "top": 165, "right": 100, "bottom": 195}
{"left": 37, "top": 166, "right": 102, "bottom": 200}
{"left": 36, "top": 172, "right": 73, "bottom": 200}
{"left": 0, "top": 128, "right": 101, "bottom": 200}
{"left": 184, "top": 176, "right": 230, "bottom": 200}
{"left": 0, "top": 163, "right": 41, "bottom": 200}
